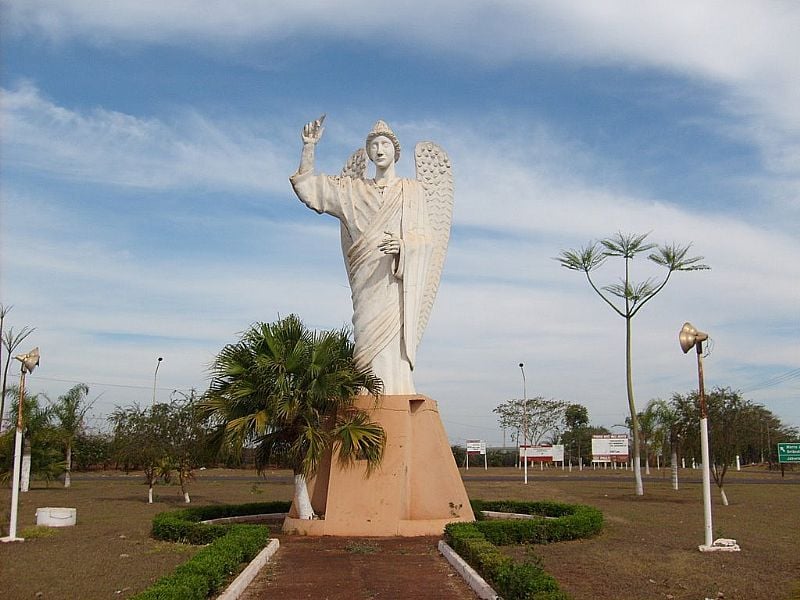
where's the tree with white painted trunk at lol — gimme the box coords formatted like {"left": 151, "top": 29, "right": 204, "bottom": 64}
{"left": 51, "top": 383, "right": 94, "bottom": 488}
{"left": 202, "top": 315, "right": 386, "bottom": 520}
{"left": 647, "top": 398, "right": 683, "bottom": 491}
{"left": 109, "top": 398, "right": 209, "bottom": 503}
{"left": 157, "top": 392, "right": 210, "bottom": 503}
{"left": 109, "top": 404, "right": 168, "bottom": 503}
{"left": 1, "top": 388, "right": 61, "bottom": 487}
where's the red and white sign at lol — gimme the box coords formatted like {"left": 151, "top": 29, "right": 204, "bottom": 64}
{"left": 591, "top": 434, "right": 629, "bottom": 462}
{"left": 519, "top": 444, "right": 565, "bottom": 463}
{"left": 466, "top": 440, "right": 486, "bottom": 455}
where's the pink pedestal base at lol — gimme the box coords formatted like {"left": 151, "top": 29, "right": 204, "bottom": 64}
{"left": 284, "top": 394, "right": 474, "bottom": 536}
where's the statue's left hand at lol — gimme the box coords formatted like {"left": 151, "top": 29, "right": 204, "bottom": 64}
{"left": 379, "top": 231, "right": 401, "bottom": 255}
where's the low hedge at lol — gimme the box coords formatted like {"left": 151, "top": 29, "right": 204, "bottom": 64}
{"left": 445, "top": 499, "right": 603, "bottom": 600}
{"left": 470, "top": 499, "right": 603, "bottom": 545}
{"left": 151, "top": 501, "right": 292, "bottom": 544}
{"left": 132, "top": 501, "right": 291, "bottom": 600}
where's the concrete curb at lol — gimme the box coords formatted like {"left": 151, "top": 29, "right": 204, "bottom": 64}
{"left": 200, "top": 512, "right": 288, "bottom": 525}
{"left": 438, "top": 540, "right": 499, "bottom": 600}
{"left": 216, "top": 538, "right": 280, "bottom": 600}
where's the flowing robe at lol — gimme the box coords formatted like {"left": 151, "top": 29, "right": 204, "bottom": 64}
{"left": 290, "top": 170, "right": 433, "bottom": 394}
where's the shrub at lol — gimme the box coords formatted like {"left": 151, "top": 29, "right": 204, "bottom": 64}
{"left": 470, "top": 499, "right": 603, "bottom": 545}
{"left": 446, "top": 522, "right": 568, "bottom": 600}
{"left": 446, "top": 499, "right": 603, "bottom": 600}
{"left": 132, "top": 501, "right": 289, "bottom": 600}
{"left": 151, "top": 501, "right": 291, "bottom": 544}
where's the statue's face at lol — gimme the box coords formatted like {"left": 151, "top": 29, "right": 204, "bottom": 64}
{"left": 368, "top": 135, "right": 395, "bottom": 168}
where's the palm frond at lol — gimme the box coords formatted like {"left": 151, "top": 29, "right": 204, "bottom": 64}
{"left": 602, "top": 281, "right": 628, "bottom": 299}
{"left": 600, "top": 232, "right": 656, "bottom": 258}
{"left": 648, "top": 243, "right": 710, "bottom": 272}
{"left": 556, "top": 243, "right": 605, "bottom": 272}
{"left": 331, "top": 409, "right": 386, "bottom": 473}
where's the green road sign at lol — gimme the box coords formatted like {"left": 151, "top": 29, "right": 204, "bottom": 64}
{"left": 777, "top": 442, "right": 800, "bottom": 463}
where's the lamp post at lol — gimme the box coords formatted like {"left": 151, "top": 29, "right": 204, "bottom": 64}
{"left": 152, "top": 357, "right": 163, "bottom": 406}
{"left": 519, "top": 362, "right": 528, "bottom": 485}
{"left": 2, "top": 347, "right": 40, "bottom": 543}
{"left": 679, "top": 323, "right": 738, "bottom": 552}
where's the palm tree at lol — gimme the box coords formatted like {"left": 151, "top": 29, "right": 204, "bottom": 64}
{"left": 51, "top": 383, "right": 94, "bottom": 488}
{"left": 202, "top": 315, "right": 386, "bottom": 520}
{"left": 1, "top": 387, "right": 61, "bottom": 487}
{"left": 558, "top": 232, "right": 709, "bottom": 495}
{"left": 637, "top": 402, "right": 663, "bottom": 475}
{"left": 649, "top": 398, "right": 682, "bottom": 490}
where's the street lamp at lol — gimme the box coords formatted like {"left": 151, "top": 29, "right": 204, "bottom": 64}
{"left": 679, "top": 322, "right": 739, "bottom": 553}
{"left": 519, "top": 362, "right": 528, "bottom": 485}
{"left": 2, "top": 347, "right": 40, "bottom": 543}
{"left": 152, "top": 357, "right": 163, "bottom": 406}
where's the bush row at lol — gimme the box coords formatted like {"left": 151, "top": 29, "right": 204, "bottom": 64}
{"left": 444, "top": 499, "right": 603, "bottom": 600}
{"left": 133, "top": 501, "right": 292, "bottom": 600}
{"left": 471, "top": 499, "right": 603, "bottom": 545}
{"left": 151, "top": 501, "right": 292, "bottom": 544}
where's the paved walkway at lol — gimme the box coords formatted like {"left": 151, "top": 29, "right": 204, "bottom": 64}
{"left": 238, "top": 534, "right": 478, "bottom": 600}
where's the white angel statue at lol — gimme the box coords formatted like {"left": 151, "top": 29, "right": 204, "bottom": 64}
{"left": 290, "top": 116, "right": 454, "bottom": 394}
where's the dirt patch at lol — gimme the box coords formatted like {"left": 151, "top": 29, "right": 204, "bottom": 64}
{"left": 239, "top": 534, "right": 478, "bottom": 600}
{"left": 3, "top": 469, "right": 798, "bottom": 599}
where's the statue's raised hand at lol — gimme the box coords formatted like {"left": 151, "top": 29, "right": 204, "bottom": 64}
{"left": 301, "top": 114, "right": 326, "bottom": 145}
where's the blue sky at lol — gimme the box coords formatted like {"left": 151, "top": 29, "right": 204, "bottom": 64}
{"left": 2, "top": 1, "right": 798, "bottom": 445}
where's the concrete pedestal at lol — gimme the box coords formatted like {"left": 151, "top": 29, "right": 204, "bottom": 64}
{"left": 35, "top": 507, "right": 77, "bottom": 527}
{"left": 284, "top": 394, "right": 474, "bottom": 536}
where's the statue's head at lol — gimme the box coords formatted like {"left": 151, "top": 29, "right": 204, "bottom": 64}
{"left": 365, "top": 120, "right": 401, "bottom": 163}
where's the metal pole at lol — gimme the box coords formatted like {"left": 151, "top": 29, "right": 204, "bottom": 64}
{"left": 152, "top": 357, "right": 163, "bottom": 405}
{"left": 697, "top": 342, "right": 713, "bottom": 548}
{"left": 5, "top": 366, "right": 26, "bottom": 541}
{"left": 519, "top": 363, "right": 527, "bottom": 485}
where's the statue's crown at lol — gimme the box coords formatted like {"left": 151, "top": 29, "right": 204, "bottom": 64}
{"left": 365, "top": 120, "right": 401, "bottom": 162}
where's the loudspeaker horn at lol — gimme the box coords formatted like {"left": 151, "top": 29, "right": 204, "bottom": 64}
{"left": 679, "top": 323, "right": 708, "bottom": 354}
{"left": 15, "top": 347, "right": 40, "bottom": 374}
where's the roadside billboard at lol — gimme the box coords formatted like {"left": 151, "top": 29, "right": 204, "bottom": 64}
{"left": 466, "top": 440, "right": 486, "bottom": 455}
{"left": 519, "top": 444, "right": 565, "bottom": 463}
{"left": 591, "top": 434, "right": 629, "bottom": 463}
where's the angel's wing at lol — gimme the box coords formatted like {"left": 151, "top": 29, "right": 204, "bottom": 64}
{"left": 341, "top": 148, "right": 367, "bottom": 181}
{"left": 414, "top": 141, "right": 454, "bottom": 345}
{"left": 338, "top": 149, "right": 368, "bottom": 273}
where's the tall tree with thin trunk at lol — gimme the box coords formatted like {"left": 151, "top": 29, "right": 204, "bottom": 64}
{"left": 51, "top": 383, "right": 94, "bottom": 488}
{"left": 648, "top": 398, "right": 682, "bottom": 489}
{"left": 202, "top": 315, "right": 386, "bottom": 520}
{"left": 558, "top": 232, "right": 709, "bottom": 495}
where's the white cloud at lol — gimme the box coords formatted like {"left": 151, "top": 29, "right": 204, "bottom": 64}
{"left": 2, "top": 82, "right": 294, "bottom": 193}
{"left": 8, "top": 1, "right": 799, "bottom": 221}
{"left": 8, "top": 2, "right": 800, "bottom": 115}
